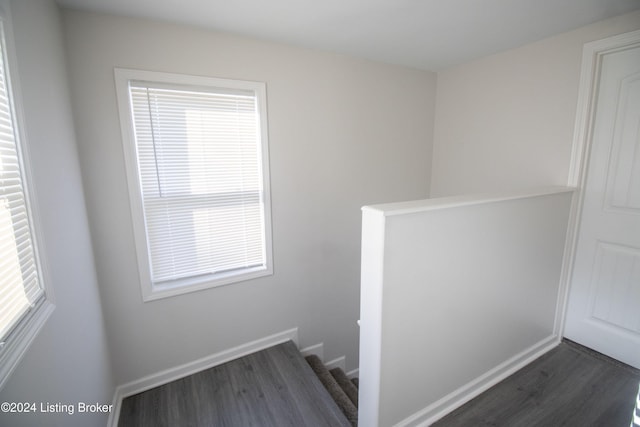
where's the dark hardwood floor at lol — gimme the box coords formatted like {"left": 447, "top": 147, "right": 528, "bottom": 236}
{"left": 433, "top": 340, "right": 640, "bottom": 427}
{"left": 118, "top": 339, "right": 639, "bottom": 427}
{"left": 117, "top": 340, "right": 351, "bottom": 427}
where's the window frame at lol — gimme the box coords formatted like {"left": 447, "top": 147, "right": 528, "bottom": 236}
{"left": 0, "top": 0, "right": 54, "bottom": 391}
{"left": 114, "top": 68, "right": 273, "bottom": 302}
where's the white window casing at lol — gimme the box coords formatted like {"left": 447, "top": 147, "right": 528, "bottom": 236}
{"left": 114, "top": 69, "right": 273, "bottom": 301}
{"left": 0, "top": 0, "right": 54, "bottom": 391}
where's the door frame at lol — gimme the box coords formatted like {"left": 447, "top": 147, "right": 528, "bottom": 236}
{"left": 558, "top": 29, "right": 640, "bottom": 338}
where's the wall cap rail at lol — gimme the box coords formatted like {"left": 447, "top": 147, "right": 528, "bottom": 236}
{"left": 362, "top": 185, "right": 576, "bottom": 217}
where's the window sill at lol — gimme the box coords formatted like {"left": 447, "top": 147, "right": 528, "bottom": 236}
{"left": 0, "top": 300, "right": 54, "bottom": 390}
{"left": 142, "top": 266, "right": 273, "bottom": 302}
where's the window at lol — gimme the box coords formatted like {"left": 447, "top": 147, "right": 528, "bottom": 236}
{"left": 115, "top": 69, "right": 273, "bottom": 301}
{"left": 0, "top": 3, "right": 53, "bottom": 389}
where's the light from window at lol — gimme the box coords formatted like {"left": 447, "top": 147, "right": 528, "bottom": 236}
{"left": 0, "top": 22, "right": 44, "bottom": 345}
{"left": 115, "top": 69, "right": 272, "bottom": 301}
{"left": 0, "top": 8, "right": 52, "bottom": 391}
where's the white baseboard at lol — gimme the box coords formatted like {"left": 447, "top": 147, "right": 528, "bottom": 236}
{"left": 394, "top": 334, "right": 561, "bottom": 427}
{"left": 299, "top": 343, "right": 357, "bottom": 375}
{"left": 346, "top": 368, "right": 359, "bottom": 379}
{"left": 299, "top": 342, "right": 324, "bottom": 360}
{"left": 325, "top": 356, "right": 346, "bottom": 371}
{"left": 107, "top": 328, "right": 298, "bottom": 427}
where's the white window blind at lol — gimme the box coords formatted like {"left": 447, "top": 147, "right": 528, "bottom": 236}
{"left": 127, "top": 80, "right": 270, "bottom": 291}
{"left": 0, "top": 21, "right": 44, "bottom": 344}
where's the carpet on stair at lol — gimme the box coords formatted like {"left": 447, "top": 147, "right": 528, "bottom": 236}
{"left": 305, "top": 354, "right": 358, "bottom": 426}
{"left": 330, "top": 367, "right": 358, "bottom": 407}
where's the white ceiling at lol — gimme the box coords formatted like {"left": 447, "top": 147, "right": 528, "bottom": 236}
{"left": 55, "top": 0, "right": 640, "bottom": 70}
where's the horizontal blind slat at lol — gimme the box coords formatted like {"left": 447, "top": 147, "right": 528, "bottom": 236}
{"left": 0, "top": 33, "right": 45, "bottom": 343}
{"left": 129, "top": 80, "right": 267, "bottom": 285}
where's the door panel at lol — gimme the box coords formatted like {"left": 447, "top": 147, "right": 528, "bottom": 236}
{"left": 564, "top": 43, "right": 640, "bottom": 369}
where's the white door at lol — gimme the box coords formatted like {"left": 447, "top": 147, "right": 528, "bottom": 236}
{"left": 564, "top": 39, "right": 640, "bottom": 369}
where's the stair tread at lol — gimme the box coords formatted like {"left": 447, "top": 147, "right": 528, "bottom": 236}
{"left": 305, "top": 355, "right": 358, "bottom": 426}
{"left": 330, "top": 367, "right": 359, "bottom": 407}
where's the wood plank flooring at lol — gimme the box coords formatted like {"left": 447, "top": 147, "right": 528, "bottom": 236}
{"left": 433, "top": 340, "right": 640, "bottom": 427}
{"left": 118, "top": 338, "right": 639, "bottom": 426}
{"left": 118, "top": 341, "right": 351, "bottom": 427}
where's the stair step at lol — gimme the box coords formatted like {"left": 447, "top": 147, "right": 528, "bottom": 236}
{"left": 305, "top": 355, "right": 358, "bottom": 426}
{"left": 330, "top": 367, "right": 358, "bottom": 407}
{"left": 351, "top": 377, "right": 359, "bottom": 389}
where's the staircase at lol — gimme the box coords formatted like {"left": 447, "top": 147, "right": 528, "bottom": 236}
{"left": 305, "top": 354, "right": 358, "bottom": 426}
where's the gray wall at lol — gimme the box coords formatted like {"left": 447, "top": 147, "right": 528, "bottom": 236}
{"left": 62, "top": 9, "right": 437, "bottom": 385}
{"left": 431, "top": 10, "right": 640, "bottom": 197}
{"left": 0, "top": 1, "right": 114, "bottom": 426}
